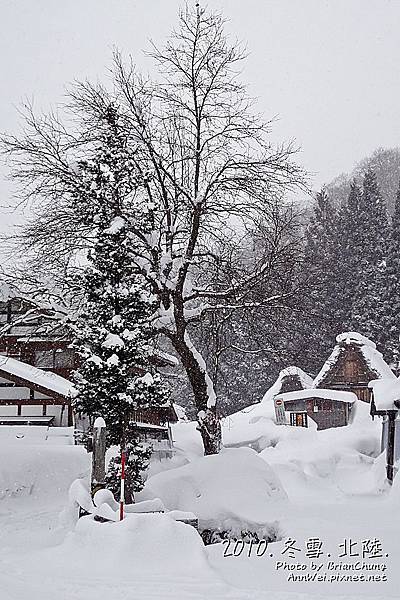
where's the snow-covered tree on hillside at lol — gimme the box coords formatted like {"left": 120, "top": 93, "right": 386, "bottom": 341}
{"left": 295, "top": 188, "right": 342, "bottom": 373}
{"left": 336, "top": 180, "right": 363, "bottom": 329}
{"left": 382, "top": 180, "right": 400, "bottom": 364}
{"left": 350, "top": 170, "right": 390, "bottom": 349}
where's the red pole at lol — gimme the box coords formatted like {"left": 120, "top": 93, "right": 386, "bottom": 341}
{"left": 119, "top": 448, "right": 125, "bottom": 521}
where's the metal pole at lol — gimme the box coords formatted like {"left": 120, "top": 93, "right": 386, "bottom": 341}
{"left": 386, "top": 411, "right": 396, "bottom": 484}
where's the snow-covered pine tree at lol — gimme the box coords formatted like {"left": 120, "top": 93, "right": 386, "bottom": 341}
{"left": 350, "top": 170, "right": 390, "bottom": 350}
{"left": 296, "top": 188, "right": 342, "bottom": 374}
{"left": 71, "top": 104, "right": 170, "bottom": 500}
{"left": 382, "top": 180, "right": 400, "bottom": 365}
{"left": 336, "top": 180, "right": 364, "bottom": 330}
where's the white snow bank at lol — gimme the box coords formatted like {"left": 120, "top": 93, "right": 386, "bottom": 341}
{"left": 68, "top": 480, "right": 197, "bottom": 526}
{"left": 369, "top": 377, "right": 400, "bottom": 411}
{"left": 276, "top": 388, "right": 357, "bottom": 403}
{"left": 25, "top": 512, "right": 211, "bottom": 580}
{"left": 0, "top": 355, "right": 76, "bottom": 397}
{"left": 222, "top": 395, "right": 317, "bottom": 451}
{"left": 221, "top": 370, "right": 294, "bottom": 451}
{"left": 171, "top": 420, "right": 204, "bottom": 459}
{"left": 260, "top": 400, "right": 382, "bottom": 498}
{"left": 0, "top": 444, "right": 89, "bottom": 501}
{"left": 0, "top": 425, "right": 75, "bottom": 445}
{"left": 138, "top": 447, "right": 286, "bottom": 537}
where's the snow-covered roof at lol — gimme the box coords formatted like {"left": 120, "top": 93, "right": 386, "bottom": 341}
{"left": 260, "top": 366, "right": 313, "bottom": 403}
{"left": 336, "top": 332, "right": 376, "bottom": 348}
{"left": 130, "top": 421, "right": 168, "bottom": 431}
{"left": 368, "top": 378, "right": 400, "bottom": 411}
{"left": 154, "top": 350, "right": 179, "bottom": 367}
{"left": 278, "top": 366, "right": 314, "bottom": 388}
{"left": 313, "top": 331, "right": 395, "bottom": 387}
{"left": 0, "top": 355, "right": 76, "bottom": 398}
{"left": 276, "top": 388, "right": 357, "bottom": 404}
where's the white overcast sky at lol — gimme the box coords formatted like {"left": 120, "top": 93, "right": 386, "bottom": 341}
{"left": 1, "top": 0, "right": 399, "bottom": 231}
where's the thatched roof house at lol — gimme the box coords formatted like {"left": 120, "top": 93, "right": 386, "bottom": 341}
{"left": 312, "top": 332, "right": 395, "bottom": 403}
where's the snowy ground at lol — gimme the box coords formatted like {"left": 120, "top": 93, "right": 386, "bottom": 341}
{"left": 0, "top": 399, "right": 399, "bottom": 600}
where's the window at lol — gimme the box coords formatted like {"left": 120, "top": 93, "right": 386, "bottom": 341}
{"left": 34, "top": 348, "right": 74, "bottom": 369}
{"left": 34, "top": 350, "right": 54, "bottom": 368}
{"left": 54, "top": 349, "right": 74, "bottom": 368}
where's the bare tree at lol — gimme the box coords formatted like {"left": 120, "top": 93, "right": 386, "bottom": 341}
{"left": 1, "top": 5, "right": 305, "bottom": 454}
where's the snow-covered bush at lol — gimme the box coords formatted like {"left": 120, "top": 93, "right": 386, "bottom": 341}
{"left": 138, "top": 447, "right": 286, "bottom": 542}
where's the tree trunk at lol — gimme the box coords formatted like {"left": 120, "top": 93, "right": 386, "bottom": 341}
{"left": 198, "top": 406, "right": 221, "bottom": 455}
{"left": 171, "top": 335, "right": 222, "bottom": 455}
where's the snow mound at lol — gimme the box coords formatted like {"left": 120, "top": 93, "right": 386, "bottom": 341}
{"left": 171, "top": 420, "right": 204, "bottom": 459}
{"left": 138, "top": 447, "right": 286, "bottom": 539}
{"left": 260, "top": 400, "right": 382, "bottom": 498}
{"left": 25, "top": 512, "right": 211, "bottom": 581}
{"left": 0, "top": 444, "right": 89, "bottom": 501}
{"left": 221, "top": 366, "right": 313, "bottom": 451}
{"left": 222, "top": 397, "right": 318, "bottom": 451}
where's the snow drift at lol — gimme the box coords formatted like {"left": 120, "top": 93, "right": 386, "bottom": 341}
{"left": 138, "top": 446, "right": 286, "bottom": 541}
{"left": 0, "top": 443, "right": 89, "bottom": 501}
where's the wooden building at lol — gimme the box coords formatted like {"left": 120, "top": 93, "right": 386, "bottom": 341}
{"left": 0, "top": 295, "right": 179, "bottom": 449}
{"left": 0, "top": 354, "right": 75, "bottom": 426}
{"left": 276, "top": 332, "right": 394, "bottom": 431}
{"left": 276, "top": 388, "right": 357, "bottom": 430}
{"left": 0, "top": 296, "right": 76, "bottom": 426}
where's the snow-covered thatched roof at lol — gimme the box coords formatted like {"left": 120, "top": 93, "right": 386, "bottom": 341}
{"left": 278, "top": 366, "right": 313, "bottom": 388}
{"left": 260, "top": 366, "right": 313, "bottom": 402}
{"left": 313, "top": 331, "right": 395, "bottom": 388}
{"left": 0, "top": 355, "right": 76, "bottom": 398}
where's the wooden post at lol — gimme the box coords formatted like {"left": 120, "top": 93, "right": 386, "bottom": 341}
{"left": 119, "top": 447, "right": 126, "bottom": 521}
{"left": 91, "top": 417, "right": 107, "bottom": 497}
{"left": 386, "top": 411, "right": 396, "bottom": 484}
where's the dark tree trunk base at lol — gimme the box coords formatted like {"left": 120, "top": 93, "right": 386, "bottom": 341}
{"left": 198, "top": 407, "right": 222, "bottom": 455}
